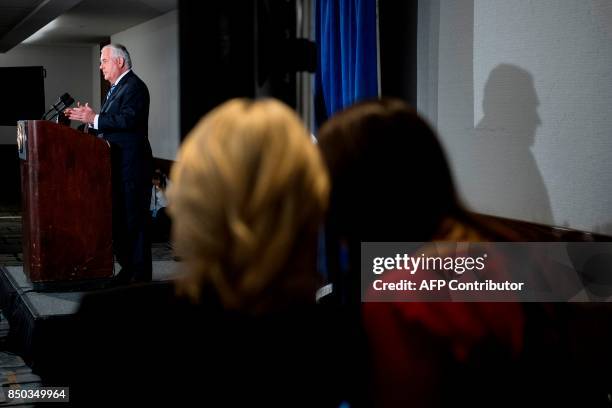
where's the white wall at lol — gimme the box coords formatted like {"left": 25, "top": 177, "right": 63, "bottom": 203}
{"left": 91, "top": 44, "right": 101, "bottom": 112}
{"left": 418, "top": 0, "right": 612, "bottom": 235}
{"left": 111, "top": 10, "right": 179, "bottom": 161}
{"left": 0, "top": 44, "right": 95, "bottom": 144}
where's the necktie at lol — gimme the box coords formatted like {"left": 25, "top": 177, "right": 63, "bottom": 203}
{"left": 105, "top": 84, "right": 117, "bottom": 102}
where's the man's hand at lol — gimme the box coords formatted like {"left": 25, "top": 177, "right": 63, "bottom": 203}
{"left": 65, "top": 102, "right": 96, "bottom": 124}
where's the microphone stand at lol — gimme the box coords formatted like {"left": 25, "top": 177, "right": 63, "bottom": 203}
{"left": 42, "top": 102, "right": 64, "bottom": 121}
{"left": 46, "top": 106, "right": 65, "bottom": 122}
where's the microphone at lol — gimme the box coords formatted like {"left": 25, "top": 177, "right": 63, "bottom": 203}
{"left": 42, "top": 93, "right": 75, "bottom": 121}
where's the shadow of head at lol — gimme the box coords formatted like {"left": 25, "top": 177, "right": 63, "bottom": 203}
{"left": 481, "top": 64, "right": 541, "bottom": 144}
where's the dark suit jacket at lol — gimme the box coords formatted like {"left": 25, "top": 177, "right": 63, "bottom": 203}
{"left": 99, "top": 70, "right": 149, "bottom": 143}
{"left": 98, "top": 70, "right": 152, "bottom": 187}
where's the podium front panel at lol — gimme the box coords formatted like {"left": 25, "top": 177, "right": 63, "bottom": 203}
{"left": 20, "top": 120, "right": 113, "bottom": 283}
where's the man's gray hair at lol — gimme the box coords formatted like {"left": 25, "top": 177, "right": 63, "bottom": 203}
{"left": 104, "top": 44, "right": 132, "bottom": 69}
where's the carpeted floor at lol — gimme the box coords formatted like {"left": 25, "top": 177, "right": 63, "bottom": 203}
{"left": 0, "top": 214, "right": 21, "bottom": 267}
{"left": 0, "top": 314, "right": 40, "bottom": 406}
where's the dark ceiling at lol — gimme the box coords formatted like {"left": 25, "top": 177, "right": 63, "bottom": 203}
{"left": 0, "top": 0, "right": 177, "bottom": 53}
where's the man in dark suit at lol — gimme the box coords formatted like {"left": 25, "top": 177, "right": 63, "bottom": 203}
{"left": 66, "top": 44, "right": 152, "bottom": 284}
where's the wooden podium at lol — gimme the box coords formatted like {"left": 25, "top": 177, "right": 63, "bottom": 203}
{"left": 18, "top": 120, "right": 113, "bottom": 289}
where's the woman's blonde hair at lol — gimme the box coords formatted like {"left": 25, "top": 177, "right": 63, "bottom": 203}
{"left": 168, "top": 98, "right": 329, "bottom": 312}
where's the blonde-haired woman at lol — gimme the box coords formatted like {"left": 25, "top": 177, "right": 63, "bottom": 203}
{"left": 168, "top": 98, "right": 329, "bottom": 312}
{"left": 162, "top": 99, "right": 347, "bottom": 407}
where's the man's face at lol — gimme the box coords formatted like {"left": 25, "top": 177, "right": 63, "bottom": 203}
{"left": 100, "top": 47, "right": 124, "bottom": 84}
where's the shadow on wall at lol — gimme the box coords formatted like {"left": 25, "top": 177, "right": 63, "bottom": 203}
{"left": 471, "top": 64, "right": 553, "bottom": 225}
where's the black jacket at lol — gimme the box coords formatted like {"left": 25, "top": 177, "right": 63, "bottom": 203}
{"left": 65, "top": 282, "right": 360, "bottom": 407}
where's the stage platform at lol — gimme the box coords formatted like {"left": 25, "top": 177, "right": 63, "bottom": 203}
{"left": 0, "top": 261, "right": 179, "bottom": 384}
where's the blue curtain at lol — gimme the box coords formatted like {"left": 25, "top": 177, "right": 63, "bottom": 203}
{"left": 315, "top": 0, "right": 379, "bottom": 128}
